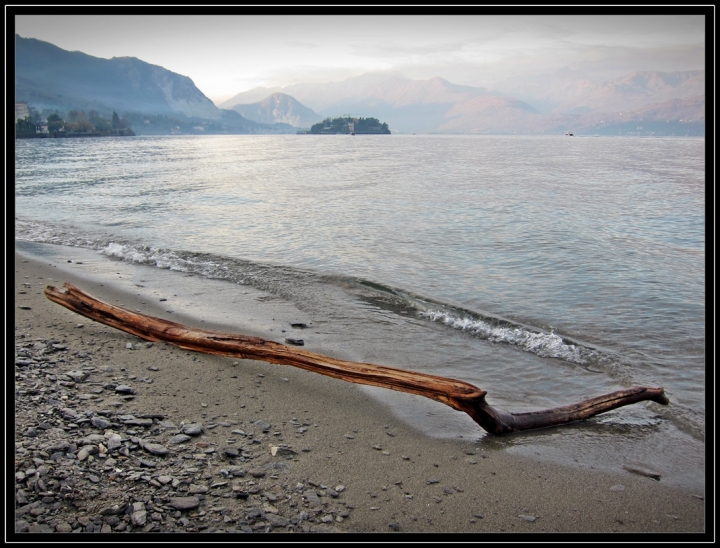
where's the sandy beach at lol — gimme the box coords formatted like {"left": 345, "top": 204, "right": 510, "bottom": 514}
{"left": 12, "top": 250, "right": 708, "bottom": 538}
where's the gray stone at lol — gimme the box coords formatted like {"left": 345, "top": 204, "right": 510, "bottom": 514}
{"left": 77, "top": 445, "right": 98, "bottom": 461}
{"left": 65, "top": 370, "right": 88, "bottom": 382}
{"left": 181, "top": 423, "right": 204, "bottom": 436}
{"left": 106, "top": 434, "right": 123, "bottom": 451}
{"left": 142, "top": 442, "right": 170, "bottom": 456}
{"left": 15, "top": 503, "right": 39, "bottom": 519}
{"left": 168, "top": 496, "right": 200, "bottom": 510}
{"left": 36, "top": 464, "right": 51, "bottom": 476}
{"left": 226, "top": 466, "right": 246, "bottom": 477}
{"left": 28, "top": 523, "right": 53, "bottom": 532}
{"left": 265, "top": 514, "right": 290, "bottom": 527}
{"left": 303, "top": 490, "right": 322, "bottom": 506}
{"left": 169, "top": 434, "right": 192, "bottom": 445}
{"left": 59, "top": 408, "right": 81, "bottom": 421}
{"left": 124, "top": 418, "right": 154, "bottom": 427}
{"left": 223, "top": 447, "right": 239, "bottom": 458}
{"left": 91, "top": 416, "right": 111, "bottom": 429}
{"left": 16, "top": 490, "right": 28, "bottom": 505}
{"left": 81, "top": 433, "right": 106, "bottom": 444}
{"left": 115, "top": 385, "right": 136, "bottom": 394}
{"left": 132, "top": 510, "right": 147, "bottom": 526}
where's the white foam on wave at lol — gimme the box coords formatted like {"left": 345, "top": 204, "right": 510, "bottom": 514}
{"left": 420, "top": 310, "right": 587, "bottom": 364}
{"left": 99, "top": 242, "right": 188, "bottom": 271}
{"left": 96, "top": 242, "right": 255, "bottom": 286}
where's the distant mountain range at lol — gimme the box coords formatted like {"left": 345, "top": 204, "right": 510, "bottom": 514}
{"left": 222, "top": 70, "right": 705, "bottom": 135}
{"left": 14, "top": 35, "right": 296, "bottom": 135}
{"left": 15, "top": 35, "right": 704, "bottom": 136}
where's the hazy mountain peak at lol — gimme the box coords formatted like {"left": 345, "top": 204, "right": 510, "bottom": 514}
{"left": 16, "top": 34, "right": 222, "bottom": 120}
{"left": 228, "top": 92, "right": 322, "bottom": 128}
{"left": 219, "top": 86, "right": 284, "bottom": 109}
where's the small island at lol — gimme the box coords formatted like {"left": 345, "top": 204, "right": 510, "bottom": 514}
{"left": 305, "top": 116, "right": 390, "bottom": 135}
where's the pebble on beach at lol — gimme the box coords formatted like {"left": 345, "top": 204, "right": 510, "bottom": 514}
{"left": 14, "top": 333, "right": 355, "bottom": 534}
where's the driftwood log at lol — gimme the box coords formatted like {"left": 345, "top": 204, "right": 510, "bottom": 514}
{"left": 44, "top": 283, "right": 669, "bottom": 435}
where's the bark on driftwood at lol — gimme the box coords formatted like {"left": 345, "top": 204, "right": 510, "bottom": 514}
{"left": 44, "top": 283, "right": 669, "bottom": 435}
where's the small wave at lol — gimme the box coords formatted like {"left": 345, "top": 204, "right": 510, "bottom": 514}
{"left": 420, "top": 309, "right": 590, "bottom": 364}
{"left": 97, "top": 242, "right": 262, "bottom": 285}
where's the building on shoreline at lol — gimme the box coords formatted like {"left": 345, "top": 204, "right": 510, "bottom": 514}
{"left": 15, "top": 102, "right": 29, "bottom": 121}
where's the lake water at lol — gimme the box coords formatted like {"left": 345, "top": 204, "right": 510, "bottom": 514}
{"left": 14, "top": 134, "right": 706, "bottom": 492}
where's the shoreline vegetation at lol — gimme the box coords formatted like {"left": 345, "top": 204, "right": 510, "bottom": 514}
{"left": 15, "top": 106, "right": 135, "bottom": 139}
{"left": 12, "top": 250, "right": 706, "bottom": 536}
{"left": 16, "top": 129, "right": 135, "bottom": 139}
{"left": 16, "top": 130, "right": 135, "bottom": 139}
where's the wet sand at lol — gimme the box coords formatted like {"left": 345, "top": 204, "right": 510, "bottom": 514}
{"left": 12, "top": 250, "right": 707, "bottom": 537}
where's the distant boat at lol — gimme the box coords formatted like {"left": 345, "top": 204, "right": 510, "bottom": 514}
{"left": 565, "top": 132, "right": 574, "bottom": 136}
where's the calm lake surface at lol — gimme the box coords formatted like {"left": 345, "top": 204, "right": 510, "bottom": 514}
{"left": 14, "top": 134, "right": 706, "bottom": 491}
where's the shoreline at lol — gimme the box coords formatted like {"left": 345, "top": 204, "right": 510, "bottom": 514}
{"left": 12, "top": 250, "right": 707, "bottom": 536}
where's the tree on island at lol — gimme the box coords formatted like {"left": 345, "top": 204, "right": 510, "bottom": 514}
{"left": 15, "top": 104, "right": 40, "bottom": 134}
{"left": 15, "top": 115, "right": 35, "bottom": 133}
{"left": 65, "top": 110, "right": 94, "bottom": 133}
{"left": 46, "top": 113, "right": 63, "bottom": 132}
{"left": 309, "top": 116, "right": 390, "bottom": 134}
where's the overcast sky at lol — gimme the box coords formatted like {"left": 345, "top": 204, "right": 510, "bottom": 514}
{"left": 15, "top": 14, "right": 706, "bottom": 104}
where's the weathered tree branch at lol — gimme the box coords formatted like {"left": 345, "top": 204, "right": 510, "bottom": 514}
{"left": 44, "top": 282, "right": 669, "bottom": 435}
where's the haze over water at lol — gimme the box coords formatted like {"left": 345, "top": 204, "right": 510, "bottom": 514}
{"left": 15, "top": 134, "right": 705, "bottom": 492}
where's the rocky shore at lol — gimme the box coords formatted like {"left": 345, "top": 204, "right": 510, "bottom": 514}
{"left": 13, "top": 251, "right": 707, "bottom": 537}
{"left": 14, "top": 335, "right": 353, "bottom": 533}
